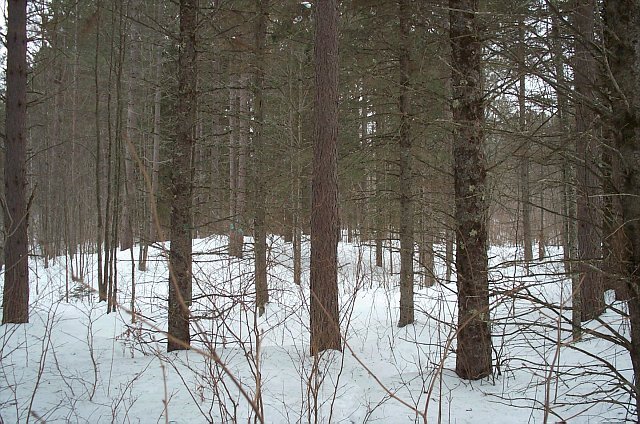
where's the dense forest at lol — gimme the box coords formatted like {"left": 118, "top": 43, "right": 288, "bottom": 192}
{"left": 1, "top": 0, "right": 640, "bottom": 422}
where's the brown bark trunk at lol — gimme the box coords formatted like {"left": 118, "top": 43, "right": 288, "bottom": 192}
{"left": 2, "top": 0, "right": 29, "bottom": 324}
{"left": 149, "top": 40, "right": 162, "bottom": 244}
{"left": 397, "top": 0, "right": 415, "bottom": 328}
{"left": 228, "top": 75, "right": 240, "bottom": 256}
{"left": 94, "top": 0, "right": 106, "bottom": 302}
{"left": 574, "top": 0, "right": 604, "bottom": 322}
{"left": 310, "top": 0, "right": 341, "bottom": 355}
{"left": 254, "top": 0, "right": 269, "bottom": 316}
{"left": 603, "top": 0, "right": 640, "bottom": 412}
{"left": 167, "top": 0, "right": 197, "bottom": 352}
{"left": 450, "top": 0, "right": 492, "bottom": 380}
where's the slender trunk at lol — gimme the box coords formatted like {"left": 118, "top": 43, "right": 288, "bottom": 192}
{"left": 538, "top": 188, "right": 545, "bottom": 260}
{"left": 445, "top": 228, "right": 454, "bottom": 283}
{"left": 293, "top": 57, "right": 304, "bottom": 285}
{"left": 254, "top": 0, "right": 269, "bottom": 316}
{"left": 228, "top": 75, "right": 240, "bottom": 256}
{"left": 397, "top": 0, "right": 415, "bottom": 328}
{"left": 235, "top": 77, "right": 249, "bottom": 258}
{"left": 552, "top": 15, "right": 581, "bottom": 338}
{"left": 518, "top": 14, "right": 532, "bottom": 270}
{"left": 150, "top": 42, "right": 162, "bottom": 244}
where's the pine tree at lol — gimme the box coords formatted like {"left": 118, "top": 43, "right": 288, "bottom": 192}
{"left": 167, "top": 0, "right": 197, "bottom": 352}
{"left": 2, "top": 0, "right": 30, "bottom": 324}
{"left": 310, "top": 0, "right": 341, "bottom": 355}
{"left": 450, "top": 0, "right": 492, "bottom": 380}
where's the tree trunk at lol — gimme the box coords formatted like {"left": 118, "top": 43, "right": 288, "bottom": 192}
{"left": 94, "top": 0, "right": 106, "bottom": 302}
{"left": 574, "top": 0, "right": 604, "bottom": 322}
{"left": 518, "top": 14, "right": 532, "bottom": 270}
{"left": 167, "top": 0, "right": 197, "bottom": 352}
{"left": 450, "top": 0, "right": 492, "bottom": 380}
{"left": 2, "top": 0, "right": 29, "bottom": 324}
{"left": 254, "top": 0, "right": 269, "bottom": 316}
{"left": 551, "top": 15, "right": 581, "bottom": 338}
{"left": 228, "top": 75, "right": 239, "bottom": 256}
{"left": 149, "top": 40, "right": 162, "bottom": 244}
{"left": 603, "top": 0, "right": 640, "bottom": 413}
{"left": 397, "top": 0, "right": 415, "bottom": 328}
{"left": 310, "top": 0, "right": 341, "bottom": 355}
{"left": 538, "top": 189, "right": 545, "bottom": 260}
{"left": 235, "top": 77, "right": 249, "bottom": 258}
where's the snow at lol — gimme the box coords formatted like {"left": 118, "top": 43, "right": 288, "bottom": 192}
{"left": 0, "top": 236, "right": 634, "bottom": 423}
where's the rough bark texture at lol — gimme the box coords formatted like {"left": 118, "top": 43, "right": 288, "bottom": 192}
{"left": 167, "top": 0, "right": 196, "bottom": 352}
{"left": 398, "top": 0, "right": 415, "bottom": 328}
{"left": 450, "top": 0, "right": 492, "bottom": 380}
{"left": 603, "top": 0, "right": 640, "bottom": 412}
{"left": 2, "top": 0, "right": 29, "bottom": 324}
{"left": 310, "top": 0, "right": 341, "bottom": 355}
{"left": 254, "top": 0, "right": 269, "bottom": 316}
{"left": 574, "top": 0, "right": 604, "bottom": 321}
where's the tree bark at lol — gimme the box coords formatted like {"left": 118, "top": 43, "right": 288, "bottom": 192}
{"left": 310, "top": 0, "right": 341, "bottom": 355}
{"left": 450, "top": 0, "right": 492, "bottom": 380}
{"left": 397, "top": 0, "right": 415, "bottom": 328}
{"left": 603, "top": 0, "right": 640, "bottom": 413}
{"left": 574, "top": 0, "right": 604, "bottom": 321}
{"left": 254, "top": 0, "right": 269, "bottom": 316}
{"left": 167, "top": 0, "right": 197, "bottom": 352}
{"left": 94, "top": 0, "right": 106, "bottom": 302}
{"left": 2, "top": 0, "right": 29, "bottom": 324}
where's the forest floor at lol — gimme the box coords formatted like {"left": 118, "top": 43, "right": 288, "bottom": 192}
{"left": 0, "top": 236, "right": 634, "bottom": 423}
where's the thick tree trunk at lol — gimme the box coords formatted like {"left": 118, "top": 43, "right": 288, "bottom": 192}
{"left": 310, "top": 0, "right": 341, "bottom": 355}
{"left": 2, "top": 0, "right": 29, "bottom": 324}
{"left": 574, "top": 0, "right": 604, "bottom": 322}
{"left": 167, "top": 0, "right": 197, "bottom": 352}
{"left": 603, "top": 0, "right": 640, "bottom": 413}
{"left": 397, "top": 0, "right": 415, "bottom": 328}
{"left": 450, "top": 0, "right": 492, "bottom": 380}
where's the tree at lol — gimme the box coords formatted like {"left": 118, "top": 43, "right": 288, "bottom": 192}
{"left": 517, "top": 10, "right": 533, "bottom": 270}
{"left": 310, "top": 0, "right": 341, "bottom": 355}
{"left": 254, "top": 0, "right": 269, "bottom": 316}
{"left": 450, "top": 0, "right": 492, "bottom": 380}
{"left": 2, "top": 0, "right": 30, "bottom": 324}
{"left": 603, "top": 0, "right": 640, "bottom": 413}
{"left": 167, "top": 0, "right": 197, "bottom": 352}
{"left": 573, "top": 0, "right": 604, "bottom": 321}
{"left": 397, "top": 0, "right": 414, "bottom": 328}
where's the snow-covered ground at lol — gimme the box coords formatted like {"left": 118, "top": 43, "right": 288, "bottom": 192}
{"left": 0, "top": 236, "right": 634, "bottom": 423}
